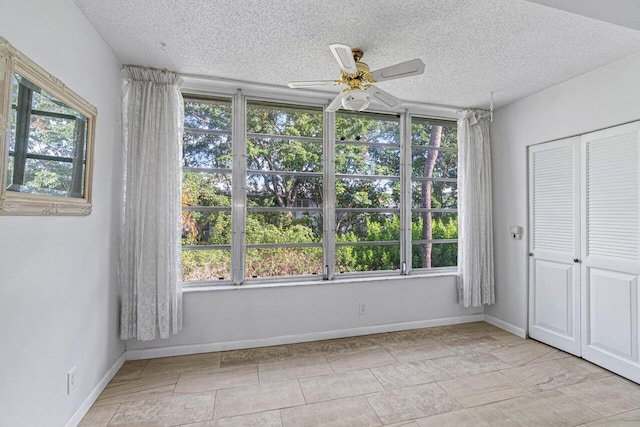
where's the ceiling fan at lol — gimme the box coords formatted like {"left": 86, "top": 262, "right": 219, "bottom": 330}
{"left": 287, "top": 44, "right": 425, "bottom": 112}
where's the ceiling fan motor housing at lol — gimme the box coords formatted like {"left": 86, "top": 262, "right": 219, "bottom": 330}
{"left": 342, "top": 90, "right": 370, "bottom": 111}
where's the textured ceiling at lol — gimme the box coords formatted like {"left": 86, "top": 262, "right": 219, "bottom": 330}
{"left": 73, "top": 0, "right": 640, "bottom": 109}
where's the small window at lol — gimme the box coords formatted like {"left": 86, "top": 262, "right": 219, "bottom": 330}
{"left": 410, "top": 118, "right": 458, "bottom": 269}
{"left": 181, "top": 97, "right": 233, "bottom": 282}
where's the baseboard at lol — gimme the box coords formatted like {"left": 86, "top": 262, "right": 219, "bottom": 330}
{"left": 126, "top": 314, "right": 485, "bottom": 360}
{"left": 65, "top": 352, "right": 126, "bottom": 427}
{"left": 483, "top": 314, "right": 527, "bottom": 338}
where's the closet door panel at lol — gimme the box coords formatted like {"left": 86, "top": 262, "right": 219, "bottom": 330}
{"left": 528, "top": 137, "right": 581, "bottom": 355}
{"left": 582, "top": 120, "right": 640, "bottom": 383}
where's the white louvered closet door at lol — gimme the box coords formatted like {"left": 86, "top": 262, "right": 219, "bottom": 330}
{"left": 581, "top": 121, "right": 640, "bottom": 383}
{"left": 528, "top": 137, "right": 582, "bottom": 356}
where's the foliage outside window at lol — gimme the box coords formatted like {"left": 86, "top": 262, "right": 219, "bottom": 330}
{"left": 180, "top": 96, "right": 458, "bottom": 284}
{"left": 335, "top": 111, "right": 401, "bottom": 273}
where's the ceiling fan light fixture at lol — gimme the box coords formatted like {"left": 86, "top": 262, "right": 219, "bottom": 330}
{"left": 342, "top": 90, "right": 370, "bottom": 111}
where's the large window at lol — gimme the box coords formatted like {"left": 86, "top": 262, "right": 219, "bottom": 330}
{"left": 246, "top": 101, "right": 324, "bottom": 279}
{"left": 335, "top": 111, "right": 401, "bottom": 274}
{"left": 181, "top": 95, "right": 458, "bottom": 285}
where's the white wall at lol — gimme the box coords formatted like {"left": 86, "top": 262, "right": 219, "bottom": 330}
{"left": 127, "top": 275, "right": 482, "bottom": 356}
{"left": 0, "top": 1, "right": 124, "bottom": 425}
{"left": 488, "top": 51, "right": 640, "bottom": 331}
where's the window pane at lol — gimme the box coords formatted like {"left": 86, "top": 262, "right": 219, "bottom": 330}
{"left": 247, "top": 102, "right": 323, "bottom": 138}
{"left": 184, "top": 98, "right": 231, "bottom": 131}
{"left": 183, "top": 132, "right": 231, "bottom": 168}
{"left": 411, "top": 149, "right": 458, "bottom": 179}
{"left": 14, "top": 158, "right": 73, "bottom": 195}
{"left": 337, "top": 213, "right": 400, "bottom": 242}
{"left": 182, "top": 211, "right": 231, "bottom": 245}
{"left": 411, "top": 243, "right": 458, "bottom": 268}
{"left": 411, "top": 212, "right": 458, "bottom": 239}
{"left": 336, "top": 111, "right": 399, "bottom": 144}
{"left": 183, "top": 172, "right": 231, "bottom": 207}
{"left": 247, "top": 137, "right": 322, "bottom": 172}
{"left": 246, "top": 247, "right": 323, "bottom": 278}
{"left": 411, "top": 119, "right": 458, "bottom": 149}
{"left": 246, "top": 211, "right": 322, "bottom": 245}
{"left": 411, "top": 181, "right": 458, "bottom": 210}
{"left": 247, "top": 175, "right": 322, "bottom": 208}
{"left": 336, "top": 144, "right": 399, "bottom": 175}
{"left": 27, "top": 115, "right": 78, "bottom": 158}
{"left": 336, "top": 245, "right": 401, "bottom": 273}
{"left": 182, "top": 249, "right": 231, "bottom": 281}
{"left": 336, "top": 178, "right": 399, "bottom": 209}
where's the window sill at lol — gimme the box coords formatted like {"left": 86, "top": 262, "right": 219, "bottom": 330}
{"left": 182, "top": 268, "right": 458, "bottom": 293}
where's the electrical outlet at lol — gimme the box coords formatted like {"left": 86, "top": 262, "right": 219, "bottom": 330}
{"left": 359, "top": 302, "right": 367, "bottom": 315}
{"left": 67, "top": 367, "right": 77, "bottom": 395}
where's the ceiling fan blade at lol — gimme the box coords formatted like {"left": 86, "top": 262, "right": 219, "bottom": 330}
{"left": 287, "top": 80, "right": 340, "bottom": 89}
{"left": 368, "top": 85, "right": 402, "bottom": 108}
{"left": 329, "top": 44, "right": 357, "bottom": 74}
{"left": 326, "top": 92, "right": 347, "bottom": 112}
{"left": 370, "top": 58, "right": 426, "bottom": 82}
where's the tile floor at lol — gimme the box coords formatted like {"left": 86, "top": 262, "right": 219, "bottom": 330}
{"left": 80, "top": 322, "right": 640, "bottom": 426}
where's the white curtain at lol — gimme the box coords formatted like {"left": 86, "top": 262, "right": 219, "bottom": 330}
{"left": 120, "top": 66, "right": 184, "bottom": 341}
{"left": 457, "top": 109, "right": 495, "bottom": 307}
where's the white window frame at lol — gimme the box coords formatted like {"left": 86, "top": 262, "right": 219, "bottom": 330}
{"left": 180, "top": 78, "right": 460, "bottom": 288}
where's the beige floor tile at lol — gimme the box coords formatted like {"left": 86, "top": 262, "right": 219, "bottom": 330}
{"left": 437, "top": 371, "right": 530, "bottom": 407}
{"left": 95, "top": 374, "right": 179, "bottom": 406}
{"left": 141, "top": 352, "right": 222, "bottom": 377}
{"left": 558, "top": 376, "right": 640, "bottom": 417}
{"left": 582, "top": 408, "right": 640, "bottom": 426}
{"left": 384, "top": 422, "right": 420, "bottom": 427}
{"left": 486, "top": 330, "right": 528, "bottom": 346}
{"left": 280, "top": 396, "right": 381, "bottom": 427}
{"left": 387, "top": 342, "right": 456, "bottom": 363}
{"left": 109, "top": 392, "right": 215, "bottom": 426}
{"left": 213, "top": 379, "right": 304, "bottom": 419}
{"left": 416, "top": 405, "right": 519, "bottom": 427}
{"left": 491, "top": 340, "right": 565, "bottom": 366}
{"left": 326, "top": 348, "right": 397, "bottom": 373}
{"left": 355, "top": 331, "right": 422, "bottom": 348}
{"left": 287, "top": 339, "right": 354, "bottom": 359}
{"left": 299, "top": 369, "right": 384, "bottom": 403}
{"left": 341, "top": 334, "right": 386, "bottom": 351}
{"left": 441, "top": 334, "right": 506, "bottom": 354}
{"left": 365, "top": 382, "right": 461, "bottom": 424}
{"left": 181, "top": 410, "right": 282, "bottom": 426}
{"left": 220, "top": 345, "right": 291, "bottom": 367}
{"left": 500, "top": 357, "right": 611, "bottom": 392}
{"left": 111, "top": 360, "right": 149, "bottom": 383}
{"left": 431, "top": 352, "right": 511, "bottom": 377}
{"left": 259, "top": 356, "right": 333, "bottom": 383}
{"left": 174, "top": 365, "right": 258, "bottom": 394}
{"left": 370, "top": 360, "right": 452, "bottom": 390}
{"left": 493, "top": 390, "right": 602, "bottom": 426}
{"left": 79, "top": 404, "right": 120, "bottom": 426}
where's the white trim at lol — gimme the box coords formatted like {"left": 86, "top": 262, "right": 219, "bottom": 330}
{"left": 126, "top": 314, "right": 484, "bottom": 360}
{"left": 64, "top": 352, "right": 126, "bottom": 427}
{"left": 483, "top": 314, "right": 527, "bottom": 338}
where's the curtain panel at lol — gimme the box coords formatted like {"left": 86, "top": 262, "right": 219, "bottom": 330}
{"left": 120, "top": 66, "right": 184, "bottom": 341}
{"left": 457, "top": 109, "right": 495, "bottom": 307}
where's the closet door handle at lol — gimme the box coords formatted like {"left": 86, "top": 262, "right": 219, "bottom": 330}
{"left": 573, "top": 258, "right": 580, "bottom": 263}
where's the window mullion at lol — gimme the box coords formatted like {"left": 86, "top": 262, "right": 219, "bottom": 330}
{"left": 231, "top": 91, "right": 247, "bottom": 285}
{"left": 400, "top": 112, "right": 412, "bottom": 275}
{"left": 323, "top": 110, "right": 336, "bottom": 280}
